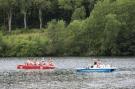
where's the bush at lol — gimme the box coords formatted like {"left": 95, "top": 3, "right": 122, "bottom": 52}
{"left": 46, "top": 20, "right": 66, "bottom": 56}
{"left": 4, "top": 31, "right": 48, "bottom": 57}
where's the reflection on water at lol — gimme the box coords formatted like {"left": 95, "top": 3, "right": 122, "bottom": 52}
{"left": 0, "top": 57, "right": 135, "bottom": 89}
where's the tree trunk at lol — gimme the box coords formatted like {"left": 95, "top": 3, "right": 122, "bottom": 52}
{"left": 24, "top": 12, "right": 27, "bottom": 29}
{"left": 8, "top": 9, "right": 12, "bottom": 32}
{"left": 39, "top": 8, "right": 42, "bottom": 29}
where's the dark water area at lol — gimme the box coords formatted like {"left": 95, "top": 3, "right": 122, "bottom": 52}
{"left": 0, "top": 57, "right": 135, "bottom": 89}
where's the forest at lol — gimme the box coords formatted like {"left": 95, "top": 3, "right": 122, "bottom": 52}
{"left": 0, "top": 0, "right": 135, "bottom": 57}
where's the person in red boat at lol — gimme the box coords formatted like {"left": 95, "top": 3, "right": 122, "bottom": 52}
{"left": 26, "top": 58, "right": 33, "bottom": 65}
{"left": 32, "top": 58, "right": 36, "bottom": 65}
{"left": 35, "top": 60, "right": 40, "bottom": 65}
{"left": 41, "top": 60, "right": 46, "bottom": 65}
{"left": 47, "top": 57, "right": 55, "bottom": 66}
{"left": 26, "top": 59, "right": 30, "bottom": 64}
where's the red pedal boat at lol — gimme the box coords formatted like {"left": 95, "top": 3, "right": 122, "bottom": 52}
{"left": 17, "top": 64, "right": 55, "bottom": 70}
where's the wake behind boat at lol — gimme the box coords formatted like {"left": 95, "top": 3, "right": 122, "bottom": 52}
{"left": 76, "top": 59, "right": 117, "bottom": 73}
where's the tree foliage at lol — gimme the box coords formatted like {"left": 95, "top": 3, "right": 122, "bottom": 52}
{"left": 0, "top": 0, "right": 134, "bottom": 56}
{"left": 84, "top": 0, "right": 135, "bottom": 56}
{"left": 71, "top": 6, "right": 86, "bottom": 21}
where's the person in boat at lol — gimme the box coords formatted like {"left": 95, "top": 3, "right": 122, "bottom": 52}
{"left": 33, "top": 60, "right": 37, "bottom": 65}
{"left": 35, "top": 60, "right": 40, "bottom": 65}
{"left": 47, "top": 57, "right": 54, "bottom": 66}
{"left": 96, "top": 59, "right": 101, "bottom": 68}
{"left": 93, "top": 61, "right": 98, "bottom": 68}
{"left": 48, "top": 57, "right": 52, "bottom": 62}
{"left": 96, "top": 59, "right": 106, "bottom": 68}
{"left": 26, "top": 59, "right": 30, "bottom": 64}
{"left": 90, "top": 59, "right": 101, "bottom": 68}
{"left": 26, "top": 58, "right": 33, "bottom": 65}
{"left": 41, "top": 60, "right": 46, "bottom": 65}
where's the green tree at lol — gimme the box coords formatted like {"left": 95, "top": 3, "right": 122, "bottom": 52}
{"left": 83, "top": 0, "right": 98, "bottom": 17}
{"left": 32, "top": 0, "right": 51, "bottom": 29}
{"left": 101, "top": 14, "right": 121, "bottom": 55}
{"left": 0, "top": 32, "right": 3, "bottom": 54}
{"left": 71, "top": 6, "right": 86, "bottom": 21}
{"left": 0, "top": 0, "right": 16, "bottom": 32}
{"left": 18, "top": 0, "right": 32, "bottom": 29}
{"left": 58, "top": 0, "right": 83, "bottom": 10}
{"left": 0, "top": 31, "right": 6, "bottom": 56}
{"left": 46, "top": 20, "right": 66, "bottom": 55}
{"left": 58, "top": 0, "right": 84, "bottom": 22}
{"left": 84, "top": 0, "right": 135, "bottom": 56}
{"left": 65, "top": 20, "right": 85, "bottom": 55}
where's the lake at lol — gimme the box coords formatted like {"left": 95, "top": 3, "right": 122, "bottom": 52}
{"left": 0, "top": 57, "right": 135, "bottom": 89}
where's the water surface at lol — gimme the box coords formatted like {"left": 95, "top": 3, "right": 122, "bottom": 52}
{"left": 0, "top": 57, "right": 135, "bottom": 89}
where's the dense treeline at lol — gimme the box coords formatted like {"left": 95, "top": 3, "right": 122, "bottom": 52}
{"left": 85, "top": 0, "right": 135, "bottom": 56}
{"left": 0, "top": 0, "right": 96, "bottom": 31}
{"left": 0, "top": 0, "right": 135, "bottom": 57}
